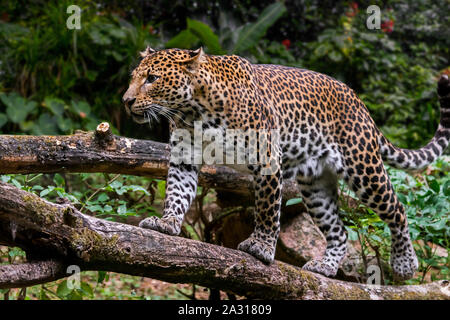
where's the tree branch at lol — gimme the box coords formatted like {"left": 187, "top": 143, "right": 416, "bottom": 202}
{"left": 0, "top": 260, "right": 67, "bottom": 289}
{"left": 0, "top": 123, "right": 303, "bottom": 200}
{"left": 0, "top": 182, "right": 448, "bottom": 299}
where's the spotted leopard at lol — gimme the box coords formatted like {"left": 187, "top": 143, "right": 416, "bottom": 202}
{"left": 123, "top": 47, "right": 450, "bottom": 280}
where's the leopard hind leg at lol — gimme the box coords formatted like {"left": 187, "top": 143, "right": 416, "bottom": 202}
{"left": 297, "top": 167, "right": 348, "bottom": 277}
{"left": 344, "top": 157, "right": 418, "bottom": 281}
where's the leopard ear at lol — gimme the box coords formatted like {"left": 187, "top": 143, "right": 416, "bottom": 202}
{"left": 182, "top": 47, "right": 207, "bottom": 73}
{"left": 140, "top": 46, "right": 156, "bottom": 58}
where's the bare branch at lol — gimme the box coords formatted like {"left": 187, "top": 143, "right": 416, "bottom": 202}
{"left": 0, "top": 126, "right": 300, "bottom": 202}
{"left": 0, "top": 260, "right": 67, "bottom": 289}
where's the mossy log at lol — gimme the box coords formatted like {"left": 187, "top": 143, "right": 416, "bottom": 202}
{"left": 0, "top": 181, "right": 448, "bottom": 299}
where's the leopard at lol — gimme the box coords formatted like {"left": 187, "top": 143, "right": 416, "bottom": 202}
{"left": 123, "top": 47, "right": 450, "bottom": 281}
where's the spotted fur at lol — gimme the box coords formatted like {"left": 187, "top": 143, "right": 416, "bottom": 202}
{"left": 123, "top": 47, "right": 450, "bottom": 280}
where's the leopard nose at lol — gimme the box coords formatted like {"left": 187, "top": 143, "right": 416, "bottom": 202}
{"left": 123, "top": 97, "right": 136, "bottom": 108}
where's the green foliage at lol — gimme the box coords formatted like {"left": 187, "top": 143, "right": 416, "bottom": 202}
{"left": 0, "top": 0, "right": 158, "bottom": 135}
{"left": 166, "top": 2, "right": 286, "bottom": 56}
{"left": 1, "top": 173, "right": 159, "bottom": 222}
{"left": 1, "top": 1, "right": 448, "bottom": 147}
{"left": 296, "top": 2, "right": 448, "bottom": 149}
{"left": 166, "top": 18, "right": 225, "bottom": 54}
{"left": 231, "top": 2, "right": 286, "bottom": 54}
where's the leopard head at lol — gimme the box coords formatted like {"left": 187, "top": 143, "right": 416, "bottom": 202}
{"left": 122, "top": 47, "right": 208, "bottom": 125}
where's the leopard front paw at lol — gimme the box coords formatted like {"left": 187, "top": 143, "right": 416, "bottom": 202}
{"left": 237, "top": 236, "right": 275, "bottom": 264}
{"left": 139, "top": 216, "right": 181, "bottom": 236}
{"left": 302, "top": 259, "right": 338, "bottom": 278}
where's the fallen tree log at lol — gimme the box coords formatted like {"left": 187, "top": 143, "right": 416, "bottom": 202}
{"left": 0, "top": 123, "right": 299, "bottom": 201}
{"left": 0, "top": 181, "right": 448, "bottom": 299}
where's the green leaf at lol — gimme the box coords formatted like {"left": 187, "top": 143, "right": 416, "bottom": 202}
{"left": 369, "top": 234, "right": 382, "bottom": 242}
{"left": 345, "top": 227, "right": 359, "bottom": 241}
{"left": 33, "top": 113, "right": 59, "bottom": 135}
{"left": 109, "top": 180, "right": 123, "bottom": 190}
{"left": 126, "top": 185, "right": 149, "bottom": 194}
{"left": 97, "top": 271, "right": 107, "bottom": 284}
{"left": 11, "top": 178, "right": 22, "bottom": 189}
{"left": 97, "top": 193, "right": 109, "bottom": 202}
{"left": 19, "top": 120, "right": 35, "bottom": 132}
{"left": 1, "top": 93, "right": 36, "bottom": 124}
{"left": 157, "top": 180, "right": 166, "bottom": 198}
{"left": 117, "top": 204, "right": 127, "bottom": 215}
{"left": 8, "top": 247, "right": 25, "bottom": 258}
{"left": 88, "top": 27, "right": 112, "bottom": 45}
{"left": 31, "top": 185, "right": 44, "bottom": 191}
{"left": 0, "top": 113, "right": 7, "bottom": 128}
{"left": 67, "top": 290, "right": 83, "bottom": 300}
{"left": 56, "top": 116, "right": 74, "bottom": 132}
{"left": 56, "top": 280, "right": 73, "bottom": 298}
{"left": 86, "top": 204, "right": 104, "bottom": 213}
{"left": 53, "top": 173, "right": 65, "bottom": 186}
{"left": 110, "top": 50, "right": 124, "bottom": 61}
{"left": 286, "top": 198, "right": 302, "bottom": 206}
{"left": 40, "top": 186, "right": 55, "bottom": 197}
{"left": 314, "top": 43, "right": 331, "bottom": 57}
{"left": 80, "top": 282, "right": 94, "bottom": 297}
{"left": 186, "top": 19, "right": 225, "bottom": 54}
{"left": 44, "top": 97, "right": 65, "bottom": 117}
{"left": 329, "top": 50, "right": 343, "bottom": 62}
{"left": 85, "top": 70, "right": 98, "bottom": 81}
{"left": 166, "top": 29, "right": 198, "bottom": 49}
{"left": 443, "top": 180, "right": 450, "bottom": 197}
{"left": 116, "top": 186, "right": 130, "bottom": 195}
{"left": 232, "top": 2, "right": 286, "bottom": 54}
{"left": 108, "top": 27, "right": 127, "bottom": 39}
{"left": 429, "top": 179, "right": 440, "bottom": 193}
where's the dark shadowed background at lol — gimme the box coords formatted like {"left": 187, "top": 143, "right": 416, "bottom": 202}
{"left": 1, "top": 0, "right": 449, "bottom": 148}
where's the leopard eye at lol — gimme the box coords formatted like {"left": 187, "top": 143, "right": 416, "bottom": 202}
{"left": 145, "top": 74, "right": 159, "bottom": 84}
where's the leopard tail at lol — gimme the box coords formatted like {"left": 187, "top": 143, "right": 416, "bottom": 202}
{"left": 377, "top": 74, "right": 450, "bottom": 170}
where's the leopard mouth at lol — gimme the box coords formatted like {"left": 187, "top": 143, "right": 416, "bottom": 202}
{"left": 130, "top": 104, "right": 163, "bottom": 125}
{"left": 131, "top": 113, "right": 148, "bottom": 124}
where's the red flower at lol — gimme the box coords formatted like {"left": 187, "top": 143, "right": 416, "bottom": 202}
{"left": 345, "top": 2, "right": 359, "bottom": 17}
{"left": 282, "top": 39, "right": 291, "bottom": 50}
{"left": 381, "top": 20, "right": 394, "bottom": 33}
